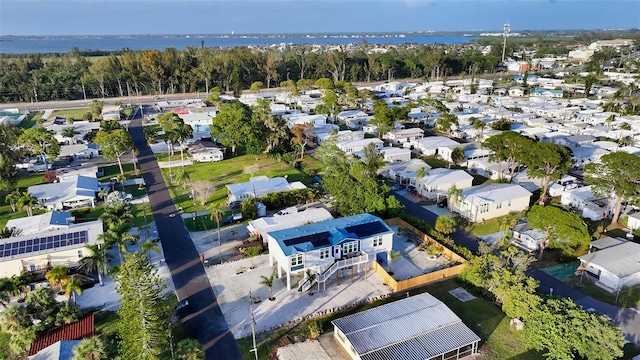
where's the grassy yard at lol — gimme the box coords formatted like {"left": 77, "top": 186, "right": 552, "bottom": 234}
{"left": 237, "top": 278, "right": 543, "bottom": 360}
{"left": 467, "top": 217, "right": 502, "bottom": 236}
{"left": 17, "top": 111, "right": 43, "bottom": 129}
{"left": 98, "top": 163, "right": 141, "bottom": 182}
{"left": 0, "top": 174, "right": 50, "bottom": 228}
{"left": 163, "top": 154, "right": 315, "bottom": 214}
{"left": 418, "top": 155, "right": 449, "bottom": 169}
{"left": 566, "top": 275, "right": 640, "bottom": 308}
{"left": 49, "top": 108, "right": 91, "bottom": 120}
{"left": 72, "top": 203, "right": 149, "bottom": 228}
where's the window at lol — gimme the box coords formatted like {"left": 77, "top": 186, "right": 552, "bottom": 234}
{"left": 291, "top": 253, "right": 303, "bottom": 266}
{"left": 373, "top": 236, "right": 383, "bottom": 247}
{"left": 320, "top": 248, "right": 330, "bottom": 259}
{"left": 496, "top": 202, "right": 502, "bottom": 209}
{"left": 479, "top": 203, "right": 489, "bottom": 214}
{"left": 343, "top": 241, "right": 358, "bottom": 254}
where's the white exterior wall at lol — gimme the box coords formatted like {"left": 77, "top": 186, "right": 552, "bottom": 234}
{"left": 359, "top": 233, "right": 393, "bottom": 261}
{"left": 463, "top": 195, "right": 530, "bottom": 222}
{"left": 382, "top": 149, "right": 411, "bottom": 163}
{"left": 622, "top": 272, "right": 640, "bottom": 289}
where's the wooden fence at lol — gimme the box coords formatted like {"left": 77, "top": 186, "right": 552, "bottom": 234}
{"left": 376, "top": 218, "right": 467, "bottom": 292}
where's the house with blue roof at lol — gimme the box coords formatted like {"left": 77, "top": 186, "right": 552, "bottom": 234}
{"left": 267, "top": 214, "right": 394, "bottom": 291}
{"left": 531, "top": 88, "right": 564, "bottom": 98}
{"left": 28, "top": 175, "right": 98, "bottom": 210}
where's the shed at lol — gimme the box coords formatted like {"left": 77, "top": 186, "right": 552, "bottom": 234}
{"left": 332, "top": 292, "right": 480, "bottom": 360}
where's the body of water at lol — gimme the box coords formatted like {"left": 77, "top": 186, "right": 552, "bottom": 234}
{"left": 0, "top": 34, "right": 478, "bottom": 54}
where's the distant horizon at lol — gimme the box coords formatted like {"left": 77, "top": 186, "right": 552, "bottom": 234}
{"left": 1, "top": 1, "right": 638, "bottom": 37}
{"left": 1, "top": 28, "right": 638, "bottom": 38}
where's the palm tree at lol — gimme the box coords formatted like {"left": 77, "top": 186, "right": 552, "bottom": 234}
{"left": 55, "top": 301, "right": 81, "bottom": 326}
{"left": 45, "top": 265, "right": 69, "bottom": 291}
{"left": 210, "top": 204, "right": 224, "bottom": 261}
{"left": 100, "top": 201, "right": 133, "bottom": 225}
{"left": 62, "top": 127, "right": 78, "bottom": 144}
{"left": 131, "top": 145, "right": 140, "bottom": 176}
{"left": 98, "top": 226, "right": 135, "bottom": 265}
{"left": 167, "top": 122, "right": 194, "bottom": 168}
{"left": 16, "top": 192, "right": 38, "bottom": 216}
{"left": 415, "top": 167, "right": 427, "bottom": 199}
{"left": 0, "top": 277, "right": 19, "bottom": 308}
{"left": 62, "top": 275, "right": 83, "bottom": 302}
{"left": 116, "top": 174, "right": 126, "bottom": 192}
{"left": 472, "top": 118, "right": 486, "bottom": 141}
{"left": 140, "top": 240, "right": 159, "bottom": 257}
{"left": 447, "top": 185, "right": 463, "bottom": 215}
{"left": 79, "top": 244, "right": 112, "bottom": 286}
{"left": 72, "top": 335, "right": 107, "bottom": 360}
{"left": 243, "top": 246, "right": 261, "bottom": 269}
{"left": 97, "top": 187, "right": 108, "bottom": 203}
{"left": 450, "top": 147, "right": 465, "bottom": 169}
{"left": 259, "top": 271, "right": 277, "bottom": 301}
{"left": 177, "top": 168, "right": 190, "bottom": 190}
{"left": 387, "top": 250, "right": 401, "bottom": 275}
{"left": 5, "top": 189, "right": 21, "bottom": 213}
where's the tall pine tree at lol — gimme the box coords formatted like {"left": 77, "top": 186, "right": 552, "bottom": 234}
{"left": 117, "top": 253, "right": 171, "bottom": 360}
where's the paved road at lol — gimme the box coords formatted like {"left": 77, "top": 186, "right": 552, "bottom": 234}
{"left": 129, "top": 118, "right": 242, "bottom": 359}
{"left": 395, "top": 194, "right": 640, "bottom": 345}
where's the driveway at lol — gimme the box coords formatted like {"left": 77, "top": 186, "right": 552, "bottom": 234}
{"left": 129, "top": 119, "right": 242, "bottom": 359}
{"left": 394, "top": 192, "right": 640, "bottom": 345}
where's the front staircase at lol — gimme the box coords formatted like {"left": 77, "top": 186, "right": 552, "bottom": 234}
{"left": 297, "top": 252, "right": 369, "bottom": 293}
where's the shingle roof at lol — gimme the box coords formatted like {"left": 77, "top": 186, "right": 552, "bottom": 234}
{"left": 29, "top": 314, "right": 94, "bottom": 356}
{"left": 332, "top": 292, "right": 480, "bottom": 360}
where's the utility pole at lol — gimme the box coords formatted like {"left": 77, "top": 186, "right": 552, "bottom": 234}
{"left": 249, "top": 290, "right": 258, "bottom": 360}
{"left": 34, "top": 88, "right": 40, "bottom": 111}
{"left": 502, "top": 22, "right": 510, "bottom": 64}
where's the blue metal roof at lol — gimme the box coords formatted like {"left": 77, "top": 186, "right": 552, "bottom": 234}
{"left": 269, "top": 213, "right": 392, "bottom": 256}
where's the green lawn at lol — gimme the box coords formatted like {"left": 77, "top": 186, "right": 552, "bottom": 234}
{"left": 94, "top": 310, "right": 121, "bottom": 358}
{"left": 72, "top": 203, "right": 148, "bottom": 228}
{"left": 163, "top": 154, "right": 315, "bottom": 214}
{"left": 566, "top": 275, "right": 640, "bottom": 308}
{"left": 237, "top": 278, "right": 543, "bottom": 360}
{"left": 49, "top": 108, "right": 91, "bottom": 120}
{"left": 467, "top": 217, "right": 502, "bottom": 236}
{"left": 0, "top": 174, "right": 50, "bottom": 228}
{"left": 98, "top": 163, "right": 140, "bottom": 182}
{"left": 17, "top": 111, "right": 43, "bottom": 129}
{"left": 419, "top": 155, "right": 449, "bottom": 169}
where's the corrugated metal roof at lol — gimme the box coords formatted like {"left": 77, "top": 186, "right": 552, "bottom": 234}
{"left": 361, "top": 323, "right": 480, "bottom": 360}
{"left": 579, "top": 241, "right": 640, "bottom": 278}
{"left": 29, "top": 314, "right": 94, "bottom": 356}
{"left": 332, "top": 293, "right": 479, "bottom": 359}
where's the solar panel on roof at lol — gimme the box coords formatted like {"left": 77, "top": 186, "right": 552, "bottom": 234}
{"left": 345, "top": 221, "right": 389, "bottom": 238}
{"left": 0, "top": 230, "right": 89, "bottom": 259}
{"left": 283, "top": 231, "right": 331, "bottom": 248}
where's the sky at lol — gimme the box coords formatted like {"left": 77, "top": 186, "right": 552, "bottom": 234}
{"left": 1, "top": 0, "right": 639, "bottom": 36}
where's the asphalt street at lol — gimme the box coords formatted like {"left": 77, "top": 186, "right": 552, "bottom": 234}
{"left": 129, "top": 118, "right": 242, "bottom": 359}
{"left": 394, "top": 194, "right": 640, "bottom": 345}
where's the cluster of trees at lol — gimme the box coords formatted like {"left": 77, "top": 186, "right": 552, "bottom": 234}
{"left": 460, "top": 244, "right": 624, "bottom": 360}
{"left": 482, "top": 131, "right": 573, "bottom": 202}
{"left": 315, "top": 140, "right": 404, "bottom": 218}
{"left": 0, "top": 44, "right": 506, "bottom": 102}
{"left": 0, "top": 283, "right": 83, "bottom": 358}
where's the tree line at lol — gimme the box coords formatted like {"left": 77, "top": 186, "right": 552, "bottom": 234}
{"left": 0, "top": 43, "right": 505, "bottom": 102}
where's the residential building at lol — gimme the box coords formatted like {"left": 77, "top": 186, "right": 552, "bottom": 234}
{"left": 578, "top": 239, "right": 640, "bottom": 293}
{"left": 336, "top": 138, "right": 383, "bottom": 155}
{"left": 413, "top": 168, "right": 473, "bottom": 198}
{"left": 511, "top": 223, "right": 546, "bottom": 252}
{"left": 226, "top": 176, "right": 307, "bottom": 202}
{"left": 379, "top": 147, "right": 412, "bottom": 163}
{"left": 384, "top": 128, "right": 424, "bottom": 144}
{"left": 29, "top": 314, "right": 94, "bottom": 358}
{"left": 452, "top": 183, "right": 532, "bottom": 222}
{"left": 332, "top": 292, "right": 480, "bottom": 360}
{"left": 247, "top": 207, "right": 334, "bottom": 246}
{"left": 267, "top": 214, "right": 393, "bottom": 290}
{"left": 0, "top": 219, "right": 103, "bottom": 278}
{"left": 28, "top": 174, "right": 98, "bottom": 210}
{"left": 560, "top": 186, "right": 611, "bottom": 221}
{"left": 380, "top": 159, "right": 431, "bottom": 184}
{"left": 410, "top": 136, "right": 459, "bottom": 156}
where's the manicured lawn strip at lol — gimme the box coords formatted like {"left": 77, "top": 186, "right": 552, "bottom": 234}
{"left": 419, "top": 155, "right": 448, "bottom": 169}
{"left": 467, "top": 217, "right": 502, "bottom": 236}
{"left": 49, "top": 108, "right": 91, "bottom": 120}
{"left": 237, "top": 278, "right": 542, "bottom": 360}
{"left": 72, "top": 203, "right": 147, "bottom": 228}
{"left": 566, "top": 275, "right": 640, "bottom": 308}
{"left": 98, "top": 163, "right": 140, "bottom": 182}
{"left": 163, "top": 154, "right": 314, "bottom": 213}
{"left": 154, "top": 152, "right": 183, "bottom": 162}
{"left": 471, "top": 174, "right": 492, "bottom": 186}
{"left": 124, "top": 184, "right": 147, "bottom": 198}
